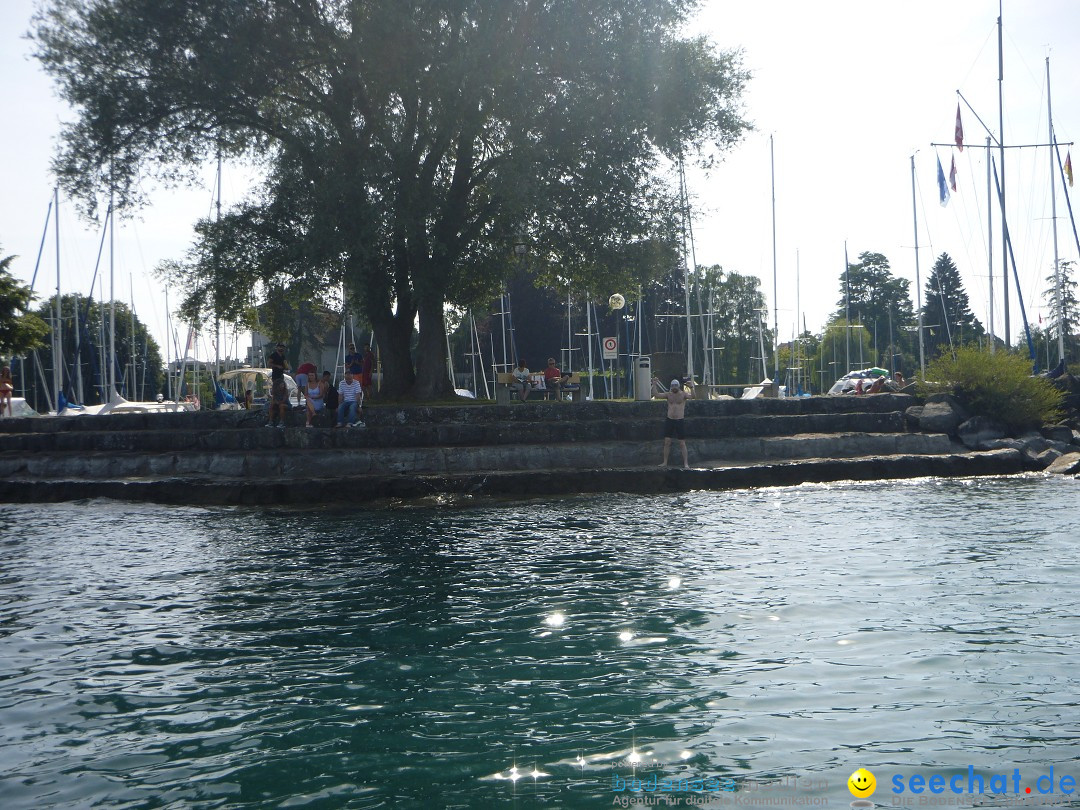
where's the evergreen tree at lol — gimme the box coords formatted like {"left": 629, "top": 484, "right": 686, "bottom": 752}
{"left": 0, "top": 248, "right": 49, "bottom": 359}
{"left": 1043, "top": 259, "right": 1080, "bottom": 363}
{"left": 921, "top": 252, "right": 984, "bottom": 359}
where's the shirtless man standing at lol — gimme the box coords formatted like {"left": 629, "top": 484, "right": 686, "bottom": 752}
{"left": 652, "top": 376, "right": 694, "bottom": 468}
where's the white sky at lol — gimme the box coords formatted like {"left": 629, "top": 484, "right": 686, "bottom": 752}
{"left": 2, "top": 0, "right": 1079, "bottom": 360}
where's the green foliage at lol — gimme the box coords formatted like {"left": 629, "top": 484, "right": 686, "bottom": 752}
{"left": 28, "top": 294, "right": 163, "bottom": 408}
{"left": 0, "top": 249, "right": 50, "bottom": 357}
{"left": 813, "top": 318, "right": 873, "bottom": 386}
{"left": 835, "top": 251, "right": 915, "bottom": 369}
{"left": 922, "top": 252, "right": 984, "bottom": 358}
{"left": 695, "top": 266, "right": 771, "bottom": 384}
{"left": 919, "top": 346, "right": 1064, "bottom": 431}
{"left": 1042, "top": 259, "right": 1079, "bottom": 363}
{"left": 34, "top": 0, "right": 750, "bottom": 399}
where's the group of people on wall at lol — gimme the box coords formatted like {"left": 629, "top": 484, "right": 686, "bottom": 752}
{"left": 264, "top": 341, "right": 374, "bottom": 429}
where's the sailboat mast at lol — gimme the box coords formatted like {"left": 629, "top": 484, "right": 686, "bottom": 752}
{"left": 53, "top": 187, "right": 62, "bottom": 408}
{"left": 215, "top": 148, "right": 222, "bottom": 375}
{"left": 130, "top": 274, "right": 137, "bottom": 398}
{"left": 109, "top": 190, "right": 116, "bottom": 398}
{"left": 1047, "top": 56, "right": 1064, "bottom": 363}
{"left": 770, "top": 134, "right": 779, "bottom": 382}
{"left": 844, "top": 241, "right": 850, "bottom": 374}
{"left": 998, "top": 3, "right": 1009, "bottom": 347}
{"left": 910, "top": 154, "right": 925, "bottom": 377}
{"left": 678, "top": 155, "right": 694, "bottom": 381}
{"left": 987, "top": 135, "right": 994, "bottom": 352}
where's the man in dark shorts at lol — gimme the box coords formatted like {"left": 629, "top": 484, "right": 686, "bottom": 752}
{"left": 267, "top": 342, "right": 290, "bottom": 428}
{"left": 652, "top": 376, "right": 694, "bottom": 468}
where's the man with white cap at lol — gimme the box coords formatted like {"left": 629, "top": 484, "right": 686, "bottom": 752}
{"left": 652, "top": 376, "right": 694, "bottom": 468}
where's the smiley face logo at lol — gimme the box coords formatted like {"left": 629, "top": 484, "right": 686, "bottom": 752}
{"left": 848, "top": 768, "right": 877, "bottom": 798}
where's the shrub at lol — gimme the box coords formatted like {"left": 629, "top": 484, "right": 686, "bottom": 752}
{"left": 918, "top": 346, "right": 1064, "bottom": 432}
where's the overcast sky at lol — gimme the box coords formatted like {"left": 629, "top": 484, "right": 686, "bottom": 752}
{"left": 2, "top": 0, "right": 1079, "bottom": 362}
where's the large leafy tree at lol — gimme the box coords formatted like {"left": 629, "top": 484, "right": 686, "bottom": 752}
{"left": 34, "top": 0, "right": 750, "bottom": 398}
{"left": 0, "top": 249, "right": 49, "bottom": 358}
{"left": 834, "top": 251, "right": 915, "bottom": 369}
{"left": 921, "top": 252, "right": 983, "bottom": 359}
{"left": 707, "top": 268, "right": 771, "bottom": 385}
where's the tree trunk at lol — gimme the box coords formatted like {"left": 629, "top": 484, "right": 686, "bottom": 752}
{"left": 412, "top": 293, "right": 455, "bottom": 399}
{"left": 371, "top": 309, "right": 416, "bottom": 399}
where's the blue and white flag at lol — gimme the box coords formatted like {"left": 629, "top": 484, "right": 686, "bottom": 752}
{"left": 936, "top": 154, "right": 950, "bottom": 207}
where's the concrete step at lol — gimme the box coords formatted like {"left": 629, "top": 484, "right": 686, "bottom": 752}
{"left": 0, "top": 448, "right": 1025, "bottom": 506}
{"left": 0, "top": 394, "right": 917, "bottom": 434}
{"left": 0, "top": 431, "right": 957, "bottom": 480}
{"left": 0, "top": 411, "right": 910, "bottom": 454}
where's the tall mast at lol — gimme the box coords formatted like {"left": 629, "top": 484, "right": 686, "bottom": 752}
{"left": 109, "top": 189, "right": 116, "bottom": 399}
{"left": 1047, "top": 56, "right": 1064, "bottom": 363}
{"left": 770, "top": 134, "right": 779, "bottom": 382}
{"left": 53, "top": 187, "right": 62, "bottom": 409}
{"left": 678, "top": 155, "right": 694, "bottom": 381}
{"left": 998, "top": 3, "right": 1009, "bottom": 347}
{"left": 844, "top": 241, "right": 850, "bottom": 374}
{"left": 215, "top": 147, "right": 222, "bottom": 375}
{"left": 911, "top": 154, "right": 925, "bottom": 377}
{"left": 987, "top": 135, "right": 994, "bottom": 352}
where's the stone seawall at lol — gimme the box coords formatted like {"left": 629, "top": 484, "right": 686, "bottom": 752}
{"left": 0, "top": 394, "right": 1037, "bottom": 506}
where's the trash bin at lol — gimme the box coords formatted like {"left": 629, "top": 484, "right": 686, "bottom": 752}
{"left": 635, "top": 356, "right": 652, "bottom": 401}
{"left": 495, "top": 384, "right": 510, "bottom": 404}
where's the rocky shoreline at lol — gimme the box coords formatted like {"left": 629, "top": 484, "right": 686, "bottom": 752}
{"left": 1, "top": 393, "right": 1077, "bottom": 506}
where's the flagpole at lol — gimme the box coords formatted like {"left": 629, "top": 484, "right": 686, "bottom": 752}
{"left": 911, "top": 154, "right": 925, "bottom": 379}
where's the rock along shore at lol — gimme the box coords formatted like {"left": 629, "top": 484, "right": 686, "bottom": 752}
{"left": 0, "top": 393, "right": 1074, "bottom": 507}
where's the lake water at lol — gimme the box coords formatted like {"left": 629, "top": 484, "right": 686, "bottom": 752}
{"left": 1, "top": 474, "right": 1079, "bottom": 809}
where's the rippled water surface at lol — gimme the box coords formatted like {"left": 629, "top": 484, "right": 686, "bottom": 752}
{"left": 2, "top": 475, "right": 1079, "bottom": 809}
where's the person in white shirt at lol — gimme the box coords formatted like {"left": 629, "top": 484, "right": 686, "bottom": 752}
{"left": 511, "top": 359, "right": 534, "bottom": 402}
{"left": 336, "top": 370, "right": 364, "bottom": 428}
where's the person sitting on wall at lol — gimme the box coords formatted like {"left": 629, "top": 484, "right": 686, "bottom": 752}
{"left": 336, "top": 369, "right": 364, "bottom": 428}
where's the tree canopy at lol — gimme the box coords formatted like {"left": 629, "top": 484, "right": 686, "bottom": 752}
{"left": 0, "top": 249, "right": 49, "bottom": 358}
{"left": 34, "top": 0, "right": 750, "bottom": 398}
{"left": 834, "top": 251, "right": 915, "bottom": 370}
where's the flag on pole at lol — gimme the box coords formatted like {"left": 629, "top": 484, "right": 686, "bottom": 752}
{"left": 937, "top": 155, "right": 950, "bottom": 207}
{"left": 1066, "top": 151, "right": 1074, "bottom": 187}
{"left": 949, "top": 154, "right": 958, "bottom": 192}
{"left": 955, "top": 104, "right": 964, "bottom": 152}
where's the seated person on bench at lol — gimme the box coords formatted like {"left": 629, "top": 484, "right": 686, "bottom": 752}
{"left": 543, "top": 357, "right": 570, "bottom": 399}
{"left": 511, "top": 359, "right": 534, "bottom": 401}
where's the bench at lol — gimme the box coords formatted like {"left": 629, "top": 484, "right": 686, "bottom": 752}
{"left": 495, "top": 372, "right": 583, "bottom": 402}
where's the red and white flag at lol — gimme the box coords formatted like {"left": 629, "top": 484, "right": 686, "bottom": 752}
{"left": 955, "top": 104, "right": 964, "bottom": 152}
{"left": 949, "top": 154, "right": 958, "bottom": 192}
